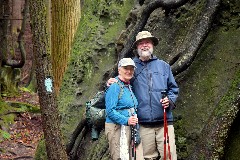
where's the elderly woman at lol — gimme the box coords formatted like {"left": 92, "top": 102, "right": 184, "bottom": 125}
{"left": 105, "top": 58, "right": 144, "bottom": 160}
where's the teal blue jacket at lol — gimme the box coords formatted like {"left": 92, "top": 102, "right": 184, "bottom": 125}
{"left": 105, "top": 77, "right": 138, "bottom": 125}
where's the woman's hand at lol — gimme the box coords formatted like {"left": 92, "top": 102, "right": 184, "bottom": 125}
{"left": 128, "top": 116, "right": 138, "bottom": 126}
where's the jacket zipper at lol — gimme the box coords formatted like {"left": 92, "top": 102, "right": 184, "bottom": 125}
{"left": 150, "top": 72, "right": 152, "bottom": 120}
{"left": 146, "top": 64, "right": 153, "bottom": 120}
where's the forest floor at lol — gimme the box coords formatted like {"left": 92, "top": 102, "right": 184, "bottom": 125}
{"left": 0, "top": 14, "right": 43, "bottom": 159}
{"left": 0, "top": 91, "right": 43, "bottom": 160}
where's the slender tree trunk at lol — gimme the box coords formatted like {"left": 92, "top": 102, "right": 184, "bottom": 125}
{"left": 51, "top": 0, "right": 81, "bottom": 95}
{"left": 29, "top": 0, "right": 68, "bottom": 159}
{"left": 0, "top": 1, "right": 3, "bottom": 99}
{"left": 0, "top": 0, "right": 10, "bottom": 96}
{"left": 1, "top": 0, "right": 10, "bottom": 65}
{"left": 11, "top": 0, "right": 23, "bottom": 33}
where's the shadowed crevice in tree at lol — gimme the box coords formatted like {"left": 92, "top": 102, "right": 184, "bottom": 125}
{"left": 170, "top": 0, "right": 221, "bottom": 76}
{"left": 66, "top": 118, "right": 87, "bottom": 157}
{"left": 69, "top": 126, "right": 88, "bottom": 160}
{"left": 138, "top": 0, "right": 145, "bottom": 6}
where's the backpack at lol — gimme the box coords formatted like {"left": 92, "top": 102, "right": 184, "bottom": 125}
{"left": 86, "top": 82, "right": 124, "bottom": 140}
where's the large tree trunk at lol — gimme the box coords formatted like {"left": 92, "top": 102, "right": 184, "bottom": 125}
{"left": 64, "top": 0, "right": 239, "bottom": 159}
{"left": 51, "top": 0, "right": 81, "bottom": 95}
{"left": 29, "top": 0, "right": 68, "bottom": 159}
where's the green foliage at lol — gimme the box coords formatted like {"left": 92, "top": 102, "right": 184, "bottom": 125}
{"left": 218, "top": 0, "right": 240, "bottom": 30}
{"left": 0, "top": 130, "right": 11, "bottom": 141}
{"left": 214, "top": 70, "right": 240, "bottom": 116}
{"left": 174, "top": 118, "right": 189, "bottom": 158}
{"left": 34, "top": 139, "right": 47, "bottom": 160}
{"left": 19, "top": 87, "right": 34, "bottom": 93}
{"left": 0, "top": 101, "right": 16, "bottom": 136}
{"left": 174, "top": 22, "right": 240, "bottom": 158}
{"left": 7, "top": 102, "right": 40, "bottom": 113}
{"left": 0, "top": 100, "right": 40, "bottom": 141}
{"left": 211, "top": 70, "right": 240, "bottom": 158}
{"left": 0, "top": 67, "right": 21, "bottom": 97}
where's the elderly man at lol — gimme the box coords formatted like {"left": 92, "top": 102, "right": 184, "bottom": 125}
{"left": 108, "top": 31, "right": 179, "bottom": 160}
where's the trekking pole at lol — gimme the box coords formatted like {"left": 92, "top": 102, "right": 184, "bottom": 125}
{"left": 130, "top": 114, "right": 137, "bottom": 160}
{"left": 162, "top": 91, "right": 172, "bottom": 160}
{"left": 129, "top": 86, "right": 137, "bottom": 160}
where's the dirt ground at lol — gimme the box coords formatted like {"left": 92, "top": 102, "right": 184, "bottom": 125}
{"left": 0, "top": 92, "right": 43, "bottom": 160}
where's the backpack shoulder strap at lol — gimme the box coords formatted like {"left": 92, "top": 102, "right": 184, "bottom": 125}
{"left": 116, "top": 81, "right": 124, "bottom": 99}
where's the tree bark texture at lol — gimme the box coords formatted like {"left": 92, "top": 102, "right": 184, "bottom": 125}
{"left": 119, "top": 0, "right": 189, "bottom": 60}
{"left": 0, "top": 0, "right": 27, "bottom": 68}
{"left": 0, "top": 0, "right": 4, "bottom": 98}
{"left": 29, "top": 0, "right": 68, "bottom": 159}
{"left": 16, "top": 0, "right": 27, "bottom": 68}
{"left": 72, "top": 0, "right": 238, "bottom": 159}
{"left": 1, "top": 0, "right": 10, "bottom": 65}
{"left": 187, "top": 94, "right": 240, "bottom": 159}
{"left": 170, "top": 0, "right": 221, "bottom": 75}
{"left": 109, "top": 0, "right": 190, "bottom": 79}
{"left": 51, "top": 0, "right": 81, "bottom": 95}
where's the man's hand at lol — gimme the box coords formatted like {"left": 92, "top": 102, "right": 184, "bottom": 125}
{"left": 160, "top": 97, "right": 169, "bottom": 109}
{"left": 106, "top": 78, "right": 118, "bottom": 87}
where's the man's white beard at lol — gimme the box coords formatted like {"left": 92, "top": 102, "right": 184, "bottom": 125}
{"left": 137, "top": 48, "right": 153, "bottom": 61}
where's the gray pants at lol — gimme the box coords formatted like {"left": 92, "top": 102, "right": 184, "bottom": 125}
{"left": 105, "top": 123, "right": 144, "bottom": 160}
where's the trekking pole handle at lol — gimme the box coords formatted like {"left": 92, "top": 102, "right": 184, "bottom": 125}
{"left": 161, "top": 90, "right": 167, "bottom": 99}
{"left": 161, "top": 90, "right": 168, "bottom": 109}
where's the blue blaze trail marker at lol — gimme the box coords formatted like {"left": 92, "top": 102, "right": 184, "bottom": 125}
{"left": 44, "top": 77, "right": 53, "bottom": 93}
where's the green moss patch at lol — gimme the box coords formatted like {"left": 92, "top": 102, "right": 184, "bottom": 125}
{"left": 174, "top": 26, "right": 240, "bottom": 158}
{"left": 57, "top": 0, "right": 135, "bottom": 144}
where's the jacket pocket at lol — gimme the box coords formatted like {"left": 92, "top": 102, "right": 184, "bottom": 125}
{"left": 152, "top": 72, "right": 167, "bottom": 91}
